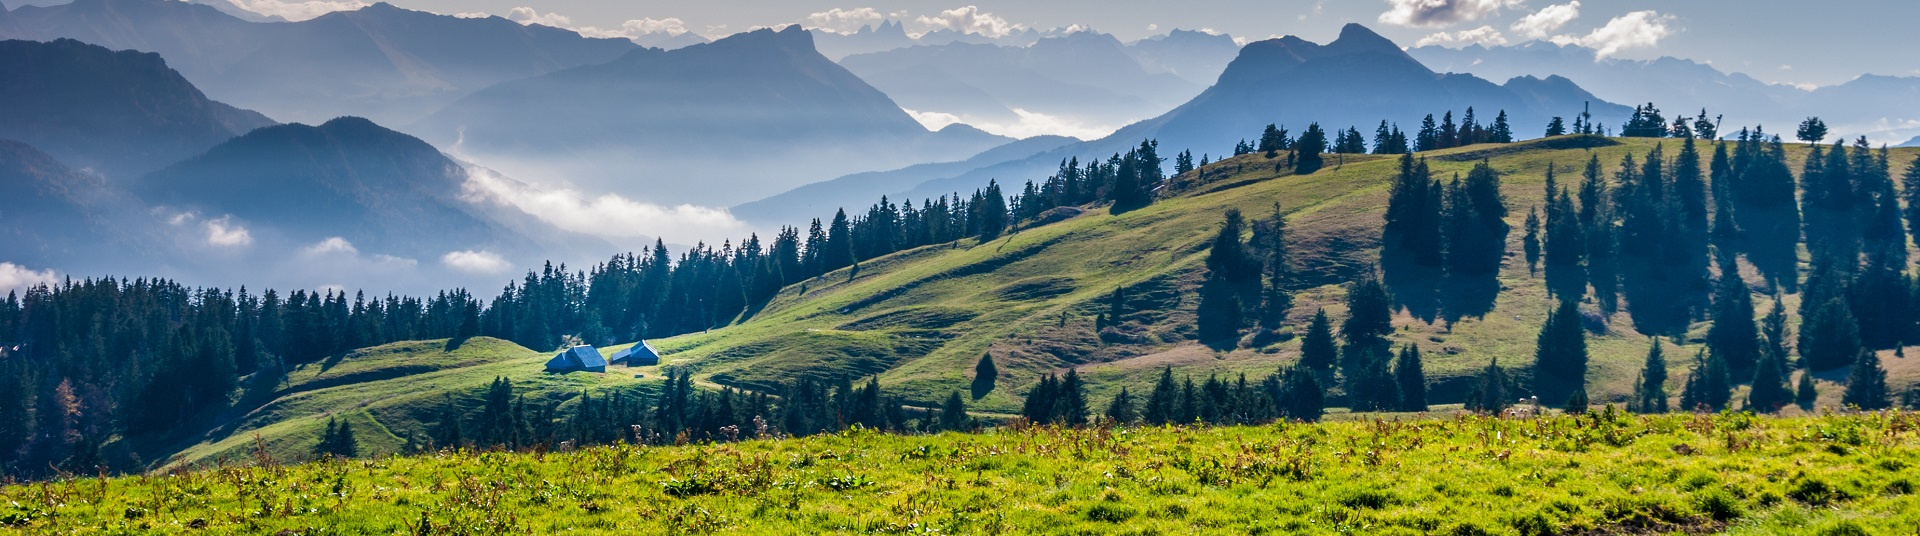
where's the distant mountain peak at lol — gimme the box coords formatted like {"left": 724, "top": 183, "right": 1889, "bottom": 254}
{"left": 1330, "top": 23, "right": 1403, "bottom": 56}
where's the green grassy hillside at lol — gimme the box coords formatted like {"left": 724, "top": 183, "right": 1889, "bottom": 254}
{"left": 661, "top": 136, "right": 1920, "bottom": 416}
{"left": 150, "top": 136, "right": 1920, "bottom": 472}
{"left": 8, "top": 413, "right": 1917, "bottom": 534}
{"left": 157, "top": 337, "right": 664, "bottom": 470}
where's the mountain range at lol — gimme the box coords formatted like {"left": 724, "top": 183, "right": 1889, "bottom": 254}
{"left": 0, "top": 0, "right": 638, "bottom": 126}
{"left": 1409, "top": 41, "right": 1920, "bottom": 143}
{"left": 838, "top": 31, "right": 1209, "bottom": 139}
{"left": 0, "top": 38, "right": 272, "bottom": 180}
{"left": 745, "top": 24, "right": 1629, "bottom": 218}
{"left": 412, "top": 25, "right": 1010, "bottom": 206}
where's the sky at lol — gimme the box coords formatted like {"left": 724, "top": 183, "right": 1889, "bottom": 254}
{"left": 167, "top": 0, "right": 1920, "bottom": 88}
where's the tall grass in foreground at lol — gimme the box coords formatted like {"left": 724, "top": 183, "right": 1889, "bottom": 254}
{"left": 4, "top": 410, "right": 1918, "bottom": 535}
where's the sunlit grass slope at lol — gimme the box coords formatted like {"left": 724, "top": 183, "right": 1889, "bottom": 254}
{"left": 8, "top": 412, "right": 1918, "bottom": 534}
{"left": 161, "top": 338, "right": 663, "bottom": 470}
{"left": 664, "top": 136, "right": 1920, "bottom": 415}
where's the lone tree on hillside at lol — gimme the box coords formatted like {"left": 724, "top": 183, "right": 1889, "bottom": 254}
{"left": 1796, "top": 117, "right": 1828, "bottom": 146}
{"left": 971, "top": 353, "right": 998, "bottom": 399}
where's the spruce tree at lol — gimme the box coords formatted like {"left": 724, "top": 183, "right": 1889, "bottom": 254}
{"left": 1466, "top": 359, "right": 1510, "bottom": 413}
{"left": 1532, "top": 298, "right": 1588, "bottom": 404}
{"left": 1842, "top": 350, "right": 1891, "bottom": 410}
{"left": 1545, "top": 117, "right": 1567, "bottom": 137}
{"left": 1144, "top": 367, "right": 1178, "bottom": 425}
{"left": 1105, "top": 387, "right": 1137, "bottom": 424}
{"left": 1800, "top": 298, "right": 1862, "bottom": 371}
{"left": 1523, "top": 206, "right": 1541, "bottom": 276}
{"left": 1903, "top": 154, "right": 1920, "bottom": 246}
{"left": 1565, "top": 387, "right": 1589, "bottom": 413}
{"left": 1634, "top": 340, "right": 1670, "bottom": 413}
{"left": 1707, "top": 257, "right": 1760, "bottom": 381}
{"left": 1300, "top": 309, "right": 1338, "bottom": 372}
{"left": 1796, "top": 371, "right": 1819, "bottom": 410}
{"left": 1278, "top": 365, "right": 1324, "bottom": 421}
{"left": 1058, "top": 369, "right": 1089, "bottom": 426}
{"left": 1747, "top": 347, "right": 1793, "bottom": 412}
{"left": 1679, "top": 349, "right": 1731, "bottom": 412}
{"left": 1394, "top": 344, "right": 1428, "bottom": 412}
{"left": 1294, "top": 123, "right": 1328, "bottom": 174}
{"left": 940, "top": 392, "right": 967, "bottom": 431}
{"left": 1543, "top": 170, "right": 1587, "bottom": 299}
{"left": 1340, "top": 275, "right": 1394, "bottom": 374}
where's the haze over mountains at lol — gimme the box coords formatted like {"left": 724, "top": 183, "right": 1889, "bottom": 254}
{"left": 5, "top": 0, "right": 1916, "bottom": 296}
{"left": 1409, "top": 41, "right": 1920, "bottom": 144}
{"left": 413, "top": 25, "right": 1009, "bottom": 206}
{"left": 740, "top": 24, "right": 1627, "bottom": 226}
{"left": 0, "top": 0, "right": 638, "bottom": 126}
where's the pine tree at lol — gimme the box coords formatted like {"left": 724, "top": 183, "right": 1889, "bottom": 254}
{"left": 1747, "top": 346, "right": 1793, "bottom": 413}
{"left": 1800, "top": 298, "right": 1862, "bottom": 371}
{"left": 1679, "top": 349, "right": 1731, "bottom": 412}
{"left": 1340, "top": 275, "right": 1394, "bottom": 375}
{"left": 1277, "top": 365, "right": 1324, "bottom": 421}
{"left": 1903, "top": 154, "right": 1920, "bottom": 246}
{"left": 940, "top": 392, "right": 967, "bottom": 431}
{"left": 1144, "top": 367, "right": 1178, "bottom": 425}
{"left": 1105, "top": 387, "right": 1137, "bottom": 424}
{"left": 1545, "top": 117, "right": 1567, "bottom": 137}
{"left": 1565, "top": 388, "right": 1589, "bottom": 413}
{"left": 1294, "top": 123, "right": 1328, "bottom": 174}
{"left": 1523, "top": 206, "right": 1541, "bottom": 276}
{"left": 1489, "top": 110, "right": 1513, "bottom": 143}
{"left": 1058, "top": 369, "right": 1090, "bottom": 426}
{"left": 1300, "top": 309, "right": 1338, "bottom": 372}
{"left": 1796, "top": 117, "right": 1828, "bottom": 145}
{"left": 1465, "top": 359, "right": 1510, "bottom": 413}
{"left": 1707, "top": 257, "right": 1760, "bottom": 381}
{"left": 1394, "top": 344, "right": 1428, "bottom": 411}
{"left": 1842, "top": 350, "right": 1890, "bottom": 410}
{"left": 1579, "top": 155, "right": 1619, "bottom": 312}
{"left": 1634, "top": 340, "right": 1671, "bottom": 413}
{"left": 1796, "top": 371, "right": 1819, "bottom": 410}
{"left": 1532, "top": 298, "right": 1588, "bottom": 404}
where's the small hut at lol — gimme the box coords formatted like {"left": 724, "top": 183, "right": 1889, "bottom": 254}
{"left": 544, "top": 345, "right": 607, "bottom": 373}
{"left": 609, "top": 340, "right": 661, "bottom": 367}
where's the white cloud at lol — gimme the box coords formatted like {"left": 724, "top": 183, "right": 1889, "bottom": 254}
{"left": 302, "top": 236, "right": 358, "bottom": 256}
{"left": 914, "top": 6, "right": 1022, "bottom": 38}
{"left": 1415, "top": 25, "right": 1508, "bottom": 47}
{"left": 204, "top": 216, "right": 253, "bottom": 248}
{"left": 460, "top": 166, "right": 748, "bottom": 244}
{"left": 505, "top": 6, "right": 572, "bottom": 26}
{"left": 1377, "top": 0, "right": 1522, "bottom": 28}
{"left": 0, "top": 263, "right": 57, "bottom": 293}
{"left": 441, "top": 250, "right": 511, "bottom": 274}
{"left": 1511, "top": 1, "right": 1579, "bottom": 40}
{"left": 220, "top": 0, "right": 367, "bottom": 21}
{"left": 1550, "top": 10, "right": 1673, "bottom": 59}
{"left": 1146, "top": 23, "right": 1158, "bottom": 32}
{"left": 905, "top": 107, "right": 1113, "bottom": 141}
{"left": 805, "top": 7, "right": 889, "bottom": 34}
{"left": 616, "top": 17, "right": 693, "bottom": 37}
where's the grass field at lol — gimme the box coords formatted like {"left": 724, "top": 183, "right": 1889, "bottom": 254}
{"left": 659, "top": 136, "right": 1920, "bottom": 416}
{"left": 8, "top": 411, "right": 1918, "bottom": 534}
{"left": 147, "top": 136, "right": 1920, "bottom": 472}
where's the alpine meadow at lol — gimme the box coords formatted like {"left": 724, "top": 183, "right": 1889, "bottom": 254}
{"left": 5, "top": 1, "right": 1920, "bottom": 534}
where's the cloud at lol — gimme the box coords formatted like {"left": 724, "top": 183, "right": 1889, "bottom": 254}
{"left": 914, "top": 6, "right": 1022, "bottom": 38}
{"left": 221, "top": 0, "right": 367, "bottom": 21}
{"left": 441, "top": 250, "right": 511, "bottom": 274}
{"left": 302, "top": 237, "right": 358, "bottom": 256}
{"left": 904, "top": 107, "right": 1113, "bottom": 141}
{"left": 505, "top": 6, "right": 572, "bottom": 27}
{"left": 1416, "top": 25, "right": 1508, "bottom": 47}
{"left": 1377, "top": 0, "right": 1522, "bottom": 28}
{"left": 806, "top": 7, "right": 892, "bottom": 34}
{"left": 204, "top": 216, "right": 253, "bottom": 248}
{"left": 1510, "top": 1, "right": 1580, "bottom": 40}
{"left": 1550, "top": 10, "right": 1673, "bottom": 59}
{"left": 616, "top": 17, "right": 693, "bottom": 37}
{"left": 460, "top": 166, "right": 749, "bottom": 244}
{"left": 0, "top": 263, "right": 57, "bottom": 293}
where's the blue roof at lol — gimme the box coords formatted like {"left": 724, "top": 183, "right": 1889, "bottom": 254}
{"left": 545, "top": 345, "right": 606, "bottom": 372}
{"left": 611, "top": 340, "right": 661, "bottom": 364}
